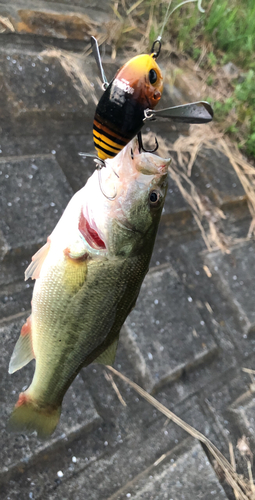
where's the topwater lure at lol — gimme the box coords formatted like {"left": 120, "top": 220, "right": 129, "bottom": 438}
{"left": 90, "top": 33, "right": 213, "bottom": 161}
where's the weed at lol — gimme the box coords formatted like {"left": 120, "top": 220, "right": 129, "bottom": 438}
{"left": 206, "top": 75, "right": 214, "bottom": 86}
{"left": 162, "top": 0, "right": 255, "bottom": 69}
{"left": 207, "top": 51, "right": 217, "bottom": 69}
{"left": 205, "top": 0, "right": 255, "bottom": 69}
{"left": 207, "top": 69, "right": 255, "bottom": 156}
{"left": 192, "top": 47, "right": 201, "bottom": 60}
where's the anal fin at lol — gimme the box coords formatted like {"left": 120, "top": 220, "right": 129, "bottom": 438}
{"left": 9, "top": 316, "right": 34, "bottom": 374}
{"left": 93, "top": 337, "right": 119, "bottom": 366}
{"left": 25, "top": 238, "right": 50, "bottom": 281}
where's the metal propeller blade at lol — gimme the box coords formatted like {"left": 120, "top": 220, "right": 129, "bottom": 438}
{"left": 144, "top": 101, "right": 213, "bottom": 124}
{"left": 91, "top": 36, "right": 108, "bottom": 89}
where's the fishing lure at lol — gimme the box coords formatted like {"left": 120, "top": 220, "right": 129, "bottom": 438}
{"left": 90, "top": 36, "right": 213, "bottom": 161}
{"left": 92, "top": 39, "right": 164, "bottom": 160}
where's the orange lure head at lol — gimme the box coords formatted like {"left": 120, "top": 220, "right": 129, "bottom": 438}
{"left": 115, "top": 53, "right": 163, "bottom": 109}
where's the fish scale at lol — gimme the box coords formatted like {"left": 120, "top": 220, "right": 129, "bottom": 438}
{"left": 31, "top": 254, "right": 148, "bottom": 407}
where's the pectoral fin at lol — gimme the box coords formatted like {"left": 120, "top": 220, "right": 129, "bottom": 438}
{"left": 8, "top": 316, "right": 34, "bottom": 374}
{"left": 64, "top": 234, "right": 88, "bottom": 261}
{"left": 25, "top": 239, "right": 51, "bottom": 281}
{"left": 93, "top": 337, "right": 119, "bottom": 366}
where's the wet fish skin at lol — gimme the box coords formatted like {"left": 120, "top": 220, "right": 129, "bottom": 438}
{"left": 8, "top": 138, "right": 170, "bottom": 437}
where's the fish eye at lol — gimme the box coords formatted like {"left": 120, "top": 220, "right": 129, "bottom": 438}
{"left": 149, "top": 69, "right": 157, "bottom": 84}
{"left": 149, "top": 190, "right": 160, "bottom": 205}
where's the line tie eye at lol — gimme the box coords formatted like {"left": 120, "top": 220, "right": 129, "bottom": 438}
{"left": 149, "top": 69, "right": 157, "bottom": 84}
{"left": 149, "top": 190, "right": 160, "bottom": 205}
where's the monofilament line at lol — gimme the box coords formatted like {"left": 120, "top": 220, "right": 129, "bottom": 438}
{"left": 158, "top": 0, "right": 205, "bottom": 42}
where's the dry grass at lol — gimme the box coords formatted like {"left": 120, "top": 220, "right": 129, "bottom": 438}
{"left": 143, "top": 122, "right": 255, "bottom": 253}
{"left": 0, "top": 16, "right": 15, "bottom": 33}
{"left": 104, "top": 369, "right": 127, "bottom": 406}
{"left": 42, "top": 47, "right": 99, "bottom": 106}
{"left": 168, "top": 124, "right": 255, "bottom": 245}
{"left": 107, "top": 365, "right": 255, "bottom": 500}
{"left": 143, "top": 129, "right": 231, "bottom": 253}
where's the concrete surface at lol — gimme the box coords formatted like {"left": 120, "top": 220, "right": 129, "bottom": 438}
{"left": 0, "top": 2, "right": 255, "bottom": 500}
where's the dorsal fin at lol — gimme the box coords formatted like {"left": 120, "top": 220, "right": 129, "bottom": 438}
{"left": 8, "top": 316, "right": 34, "bottom": 374}
{"left": 25, "top": 239, "right": 50, "bottom": 281}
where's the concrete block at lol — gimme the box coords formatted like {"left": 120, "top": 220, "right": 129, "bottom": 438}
{"left": 205, "top": 241, "right": 255, "bottom": 339}
{"left": 0, "top": 0, "right": 112, "bottom": 39}
{"left": 0, "top": 50, "right": 89, "bottom": 119}
{"left": 0, "top": 281, "right": 32, "bottom": 319}
{"left": 30, "top": 394, "right": 225, "bottom": 500}
{"left": 0, "top": 154, "right": 72, "bottom": 282}
{"left": 115, "top": 440, "right": 228, "bottom": 500}
{"left": 229, "top": 390, "right": 255, "bottom": 442}
{"left": 191, "top": 149, "right": 246, "bottom": 208}
{"left": 124, "top": 265, "right": 218, "bottom": 392}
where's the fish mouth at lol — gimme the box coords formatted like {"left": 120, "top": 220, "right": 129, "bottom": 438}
{"left": 78, "top": 210, "right": 106, "bottom": 251}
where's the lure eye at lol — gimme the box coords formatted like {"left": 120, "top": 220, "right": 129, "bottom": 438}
{"left": 149, "top": 190, "right": 160, "bottom": 205}
{"left": 149, "top": 69, "right": 157, "bottom": 84}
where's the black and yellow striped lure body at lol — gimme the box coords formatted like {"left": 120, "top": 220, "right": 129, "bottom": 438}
{"left": 93, "top": 54, "right": 163, "bottom": 160}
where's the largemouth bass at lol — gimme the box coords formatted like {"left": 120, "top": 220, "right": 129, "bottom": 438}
{"left": 8, "top": 138, "right": 170, "bottom": 437}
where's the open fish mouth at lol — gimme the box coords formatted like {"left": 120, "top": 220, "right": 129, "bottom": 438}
{"left": 78, "top": 210, "right": 106, "bottom": 251}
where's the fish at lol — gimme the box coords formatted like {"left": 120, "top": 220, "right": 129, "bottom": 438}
{"left": 90, "top": 36, "right": 213, "bottom": 161}
{"left": 8, "top": 138, "right": 170, "bottom": 438}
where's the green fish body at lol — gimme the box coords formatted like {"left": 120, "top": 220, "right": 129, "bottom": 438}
{"left": 8, "top": 138, "right": 170, "bottom": 437}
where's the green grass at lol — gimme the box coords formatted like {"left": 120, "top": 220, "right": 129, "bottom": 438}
{"left": 158, "top": 0, "right": 255, "bottom": 70}
{"left": 204, "top": 0, "right": 255, "bottom": 69}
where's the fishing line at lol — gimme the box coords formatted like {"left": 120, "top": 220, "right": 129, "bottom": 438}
{"left": 152, "top": 0, "right": 205, "bottom": 57}
{"left": 166, "top": 0, "right": 205, "bottom": 20}
{"left": 151, "top": 0, "right": 173, "bottom": 57}
{"left": 158, "top": 0, "right": 173, "bottom": 40}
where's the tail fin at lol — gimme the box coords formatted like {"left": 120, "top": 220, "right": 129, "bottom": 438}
{"left": 8, "top": 392, "right": 61, "bottom": 438}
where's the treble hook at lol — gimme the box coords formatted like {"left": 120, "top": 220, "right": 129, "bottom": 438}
{"left": 97, "top": 164, "right": 119, "bottom": 201}
{"left": 79, "top": 151, "right": 118, "bottom": 201}
{"left": 137, "top": 131, "right": 159, "bottom": 153}
{"left": 97, "top": 169, "right": 117, "bottom": 201}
